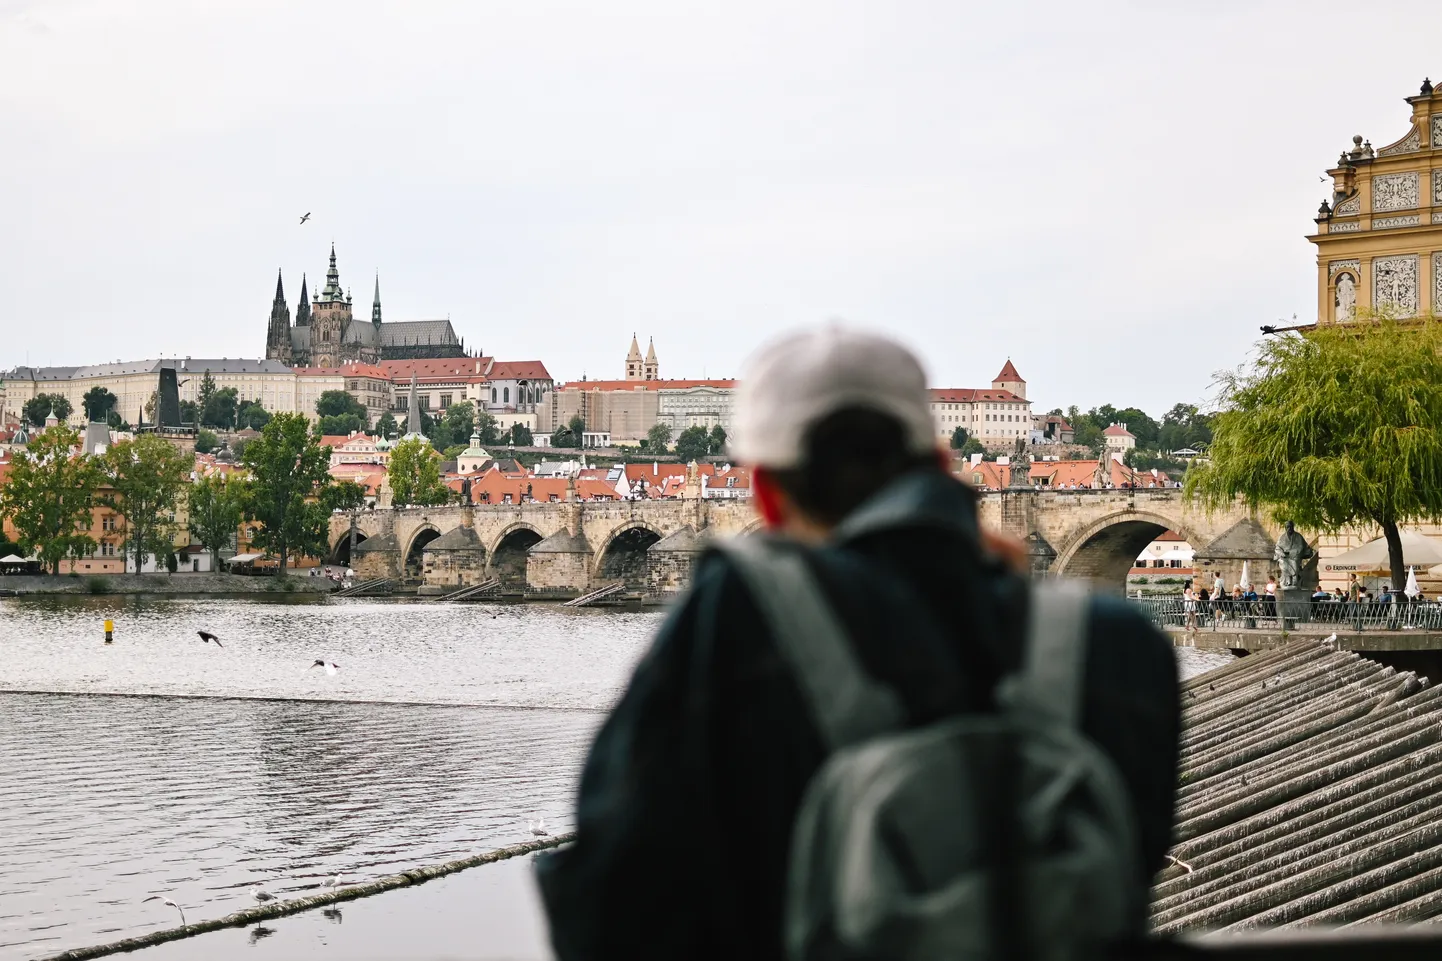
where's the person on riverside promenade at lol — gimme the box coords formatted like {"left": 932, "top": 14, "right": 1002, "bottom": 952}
{"left": 537, "top": 327, "right": 1180, "bottom": 961}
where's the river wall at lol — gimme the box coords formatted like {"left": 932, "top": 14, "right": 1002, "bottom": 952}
{"left": 0, "top": 573, "right": 336, "bottom": 596}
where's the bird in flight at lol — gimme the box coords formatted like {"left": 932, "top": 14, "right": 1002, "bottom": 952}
{"left": 309, "top": 659, "right": 340, "bottom": 676}
{"left": 528, "top": 818, "right": 550, "bottom": 837}
{"left": 197, "top": 630, "right": 223, "bottom": 648}
{"left": 252, "top": 885, "right": 277, "bottom": 904}
{"left": 143, "top": 895, "right": 187, "bottom": 926}
{"left": 299, "top": 212, "right": 311, "bottom": 225}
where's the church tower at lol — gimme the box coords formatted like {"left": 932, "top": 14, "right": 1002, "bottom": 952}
{"left": 265, "top": 270, "right": 293, "bottom": 365}
{"left": 643, "top": 337, "right": 659, "bottom": 380}
{"left": 991, "top": 359, "right": 1025, "bottom": 400}
{"left": 372, "top": 276, "right": 383, "bottom": 329}
{"left": 295, "top": 274, "right": 311, "bottom": 326}
{"left": 310, "top": 244, "right": 353, "bottom": 368}
{"left": 625, "top": 334, "right": 644, "bottom": 380}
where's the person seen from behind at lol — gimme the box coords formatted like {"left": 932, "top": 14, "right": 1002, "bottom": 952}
{"left": 537, "top": 327, "right": 1181, "bottom": 961}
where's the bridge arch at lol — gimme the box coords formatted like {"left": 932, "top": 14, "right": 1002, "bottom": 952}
{"left": 329, "top": 530, "right": 369, "bottom": 566}
{"left": 402, "top": 524, "right": 442, "bottom": 584}
{"left": 595, "top": 521, "right": 664, "bottom": 590}
{"left": 1052, "top": 509, "right": 1200, "bottom": 592}
{"left": 488, "top": 523, "right": 544, "bottom": 591}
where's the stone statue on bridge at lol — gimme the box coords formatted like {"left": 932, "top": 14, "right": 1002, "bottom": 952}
{"left": 460, "top": 475, "right": 472, "bottom": 505}
{"left": 1273, "top": 521, "right": 1315, "bottom": 591}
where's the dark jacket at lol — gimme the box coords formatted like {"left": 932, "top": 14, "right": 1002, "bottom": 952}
{"left": 538, "top": 471, "right": 1180, "bottom": 961}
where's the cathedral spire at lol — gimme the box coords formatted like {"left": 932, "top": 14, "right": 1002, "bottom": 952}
{"left": 265, "top": 269, "right": 293, "bottom": 365}
{"left": 295, "top": 274, "right": 311, "bottom": 326}
{"left": 406, "top": 371, "right": 422, "bottom": 436}
{"left": 319, "top": 243, "right": 344, "bottom": 303}
{"left": 372, "top": 275, "right": 382, "bottom": 326}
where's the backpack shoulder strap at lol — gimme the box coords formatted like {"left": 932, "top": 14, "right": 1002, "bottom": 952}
{"left": 711, "top": 537, "right": 904, "bottom": 750}
{"left": 1013, "top": 578, "right": 1092, "bottom": 728}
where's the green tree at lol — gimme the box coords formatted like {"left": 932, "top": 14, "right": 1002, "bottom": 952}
{"left": 1186, "top": 319, "right": 1442, "bottom": 590}
{"left": 474, "top": 408, "right": 499, "bottom": 445}
{"left": 949, "top": 426, "right": 970, "bottom": 450}
{"left": 957, "top": 436, "right": 986, "bottom": 459}
{"left": 82, "top": 386, "right": 118, "bottom": 422}
{"left": 179, "top": 400, "right": 199, "bottom": 425}
{"left": 375, "top": 411, "right": 399, "bottom": 439}
{"left": 316, "top": 390, "right": 367, "bottom": 422}
{"left": 102, "top": 433, "right": 193, "bottom": 575}
{"left": 197, "top": 371, "right": 218, "bottom": 410}
{"left": 708, "top": 424, "right": 727, "bottom": 454}
{"left": 317, "top": 413, "right": 365, "bottom": 436}
{"left": 0, "top": 426, "right": 103, "bottom": 573}
{"left": 200, "top": 387, "right": 239, "bottom": 429}
{"left": 510, "top": 423, "right": 534, "bottom": 446}
{"left": 236, "top": 401, "right": 271, "bottom": 431}
{"left": 552, "top": 414, "right": 585, "bottom": 449}
{"left": 188, "top": 473, "right": 244, "bottom": 570}
{"left": 674, "top": 425, "right": 711, "bottom": 462}
{"left": 195, "top": 429, "right": 220, "bottom": 454}
{"left": 23, "top": 393, "right": 72, "bottom": 427}
{"left": 387, "top": 437, "right": 450, "bottom": 506}
{"left": 323, "top": 480, "right": 367, "bottom": 513}
{"left": 106, "top": 410, "right": 128, "bottom": 431}
{"left": 241, "top": 413, "right": 336, "bottom": 573}
{"left": 647, "top": 422, "right": 673, "bottom": 454}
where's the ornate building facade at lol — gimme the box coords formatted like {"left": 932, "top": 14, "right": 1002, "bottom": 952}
{"left": 264, "top": 246, "right": 471, "bottom": 367}
{"left": 1311, "top": 79, "right": 1442, "bottom": 325}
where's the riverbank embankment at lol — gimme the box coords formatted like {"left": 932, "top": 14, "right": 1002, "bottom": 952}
{"left": 0, "top": 573, "right": 336, "bottom": 597}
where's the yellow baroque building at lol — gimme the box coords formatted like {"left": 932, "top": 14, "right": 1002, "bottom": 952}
{"left": 1311, "top": 78, "right": 1442, "bottom": 325}
{"left": 1306, "top": 78, "right": 1442, "bottom": 595}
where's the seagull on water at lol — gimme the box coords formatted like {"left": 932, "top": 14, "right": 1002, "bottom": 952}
{"left": 299, "top": 212, "right": 311, "bottom": 224}
{"left": 321, "top": 873, "right": 343, "bottom": 890}
{"left": 528, "top": 818, "right": 550, "bottom": 837}
{"left": 143, "top": 895, "right": 187, "bottom": 926}
{"left": 197, "top": 630, "right": 223, "bottom": 648}
{"left": 252, "top": 884, "right": 277, "bottom": 904}
{"left": 309, "top": 659, "right": 340, "bottom": 676}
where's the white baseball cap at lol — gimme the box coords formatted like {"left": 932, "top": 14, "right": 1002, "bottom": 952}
{"left": 728, "top": 325, "right": 938, "bottom": 470}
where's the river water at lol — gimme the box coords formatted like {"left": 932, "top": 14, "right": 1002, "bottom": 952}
{"left": 0, "top": 595, "right": 1231, "bottom": 961}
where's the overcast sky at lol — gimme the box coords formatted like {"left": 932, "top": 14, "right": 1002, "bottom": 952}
{"left": 1, "top": 1, "right": 1435, "bottom": 415}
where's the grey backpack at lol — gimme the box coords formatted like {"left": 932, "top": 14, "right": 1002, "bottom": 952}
{"left": 716, "top": 538, "right": 1142, "bottom": 961}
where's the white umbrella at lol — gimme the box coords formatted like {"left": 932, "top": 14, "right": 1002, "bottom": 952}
{"left": 1322, "top": 532, "right": 1442, "bottom": 574}
{"left": 1405, "top": 566, "right": 1421, "bottom": 599}
{"left": 1239, "top": 561, "right": 1251, "bottom": 591}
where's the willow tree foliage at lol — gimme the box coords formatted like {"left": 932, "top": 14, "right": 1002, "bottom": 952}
{"left": 1186, "top": 319, "right": 1442, "bottom": 589}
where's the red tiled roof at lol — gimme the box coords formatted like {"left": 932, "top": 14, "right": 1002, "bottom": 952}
{"left": 555, "top": 379, "right": 737, "bottom": 392}
{"left": 379, "top": 358, "right": 493, "bottom": 382}
{"left": 1103, "top": 424, "right": 1135, "bottom": 437}
{"left": 292, "top": 363, "right": 388, "bottom": 378}
{"left": 319, "top": 435, "right": 352, "bottom": 449}
{"left": 930, "top": 388, "right": 1025, "bottom": 403}
{"left": 994, "top": 359, "right": 1023, "bottom": 382}
{"left": 955, "top": 458, "right": 1171, "bottom": 491}
{"left": 486, "top": 360, "right": 553, "bottom": 382}
{"left": 623, "top": 463, "right": 717, "bottom": 483}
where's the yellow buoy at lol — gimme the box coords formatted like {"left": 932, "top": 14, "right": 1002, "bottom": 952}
{"left": 104, "top": 619, "right": 114, "bottom": 644}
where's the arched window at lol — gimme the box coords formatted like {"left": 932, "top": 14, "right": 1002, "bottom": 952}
{"left": 491, "top": 388, "right": 497, "bottom": 403}
{"left": 504, "top": 387, "right": 510, "bottom": 403}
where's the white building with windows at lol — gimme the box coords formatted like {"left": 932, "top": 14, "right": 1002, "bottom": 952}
{"left": 929, "top": 360, "right": 1034, "bottom": 447}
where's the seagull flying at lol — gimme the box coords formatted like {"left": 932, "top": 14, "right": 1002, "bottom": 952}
{"left": 143, "top": 895, "right": 187, "bottom": 926}
{"left": 299, "top": 212, "right": 311, "bottom": 224}
{"left": 252, "top": 884, "right": 276, "bottom": 904}
{"left": 309, "top": 659, "right": 340, "bottom": 676}
{"left": 197, "top": 630, "right": 223, "bottom": 648}
{"left": 528, "top": 818, "right": 550, "bottom": 837}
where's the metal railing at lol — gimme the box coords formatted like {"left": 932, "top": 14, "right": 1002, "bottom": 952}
{"left": 1129, "top": 596, "right": 1442, "bottom": 633}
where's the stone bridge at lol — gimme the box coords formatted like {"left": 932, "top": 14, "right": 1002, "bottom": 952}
{"left": 330, "top": 487, "right": 1282, "bottom": 598}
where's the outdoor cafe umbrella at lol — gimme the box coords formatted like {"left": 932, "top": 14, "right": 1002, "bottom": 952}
{"left": 1405, "top": 566, "right": 1422, "bottom": 599}
{"left": 1239, "top": 560, "right": 1251, "bottom": 591}
{"left": 1322, "top": 532, "right": 1442, "bottom": 574}
{"left": 0, "top": 555, "right": 26, "bottom": 565}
